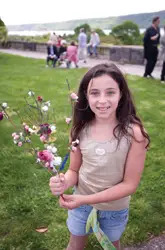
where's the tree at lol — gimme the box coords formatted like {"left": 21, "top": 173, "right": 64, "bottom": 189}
{"left": 74, "top": 23, "right": 91, "bottom": 35}
{"left": 111, "top": 21, "right": 140, "bottom": 45}
{"left": 94, "top": 28, "right": 105, "bottom": 36}
{"left": 0, "top": 18, "right": 8, "bottom": 44}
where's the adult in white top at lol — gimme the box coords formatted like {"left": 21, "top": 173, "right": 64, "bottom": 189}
{"left": 88, "top": 30, "right": 100, "bottom": 57}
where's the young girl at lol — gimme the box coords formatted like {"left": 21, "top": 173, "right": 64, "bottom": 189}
{"left": 49, "top": 63, "right": 150, "bottom": 250}
{"left": 66, "top": 41, "right": 78, "bottom": 68}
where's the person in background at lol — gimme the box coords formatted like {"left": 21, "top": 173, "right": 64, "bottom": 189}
{"left": 50, "top": 32, "right": 58, "bottom": 45}
{"left": 66, "top": 41, "right": 78, "bottom": 68}
{"left": 58, "top": 40, "right": 67, "bottom": 65}
{"left": 143, "top": 16, "right": 160, "bottom": 78}
{"left": 88, "top": 30, "right": 100, "bottom": 57}
{"left": 57, "top": 35, "right": 62, "bottom": 50}
{"left": 159, "top": 26, "right": 165, "bottom": 83}
{"left": 78, "top": 28, "right": 87, "bottom": 63}
{"left": 46, "top": 40, "right": 58, "bottom": 68}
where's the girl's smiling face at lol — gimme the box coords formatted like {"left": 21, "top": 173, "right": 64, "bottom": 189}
{"left": 87, "top": 74, "right": 121, "bottom": 121}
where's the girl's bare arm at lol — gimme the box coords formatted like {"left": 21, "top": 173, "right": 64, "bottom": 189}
{"left": 64, "top": 147, "right": 82, "bottom": 189}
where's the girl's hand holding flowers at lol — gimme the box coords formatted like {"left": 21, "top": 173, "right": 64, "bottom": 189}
{"left": 59, "top": 194, "right": 85, "bottom": 210}
{"left": 49, "top": 173, "right": 67, "bottom": 196}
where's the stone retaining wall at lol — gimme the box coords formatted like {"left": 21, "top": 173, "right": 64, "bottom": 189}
{"left": 3, "top": 40, "right": 145, "bottom": 65}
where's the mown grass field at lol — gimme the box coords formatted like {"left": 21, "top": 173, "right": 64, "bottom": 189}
{"left": 0, "top": 53, "right": 165, "bottom": 250}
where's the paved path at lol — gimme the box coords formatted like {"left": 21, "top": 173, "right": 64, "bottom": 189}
{"left": 0, "top": 48, "right": 165, "bottom": 249}
{"left": 0, "top": 48, "right": 162, "bottom": 80}
{"left": 124, "top": 235, "right": 165, "bottom": 250}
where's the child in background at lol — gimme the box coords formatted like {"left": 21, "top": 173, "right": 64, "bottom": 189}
{"left": 49, "top": 63, "right": 150, "bottom": 250}
{"left": 66, "top": 41, "right": 78, "bottom": 68}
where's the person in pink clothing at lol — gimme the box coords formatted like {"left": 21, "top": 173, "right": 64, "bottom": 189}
{"left": 66, "top": 41, "right": 78, "bottom": 68}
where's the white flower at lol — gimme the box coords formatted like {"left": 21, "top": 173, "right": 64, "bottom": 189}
{"left": 45, "top": 101, "right": 51, "bottom": 107}
{"left": 47, "top": 145, "right": 52, "bottom": 151}
{"left": 47, "top": 145, "right": 57, "bottom": 154}
{"left": 42, "top": 106, "right": 49, "bottom": 112}
{"left": 36, "top": 158, "right": 41, "bottom": 163}
{"left": 50, "top": 125, "right": 56, "bottom": 132}
{"left": 2, "top": 102, "right": 8, "bottom": 109}
{"left": 29, "top": 128, "right": 35, "bottom": 134}
{"left": 13, "top": 140, "right": 17, "bottom": 144}
{"left": 72, "top": 139, "right": 79, "bottom": 145}
{"left": 53, "top": 156, "right": 62, "bottom": 166}
{"left": 28, "top": 91, "right": 35, "bottom": 96}
{"left": 75, "top": 139, "right": 79, "bottom": 144}
{"left": 51, "top": 146, "right": 57, "bottom": 154}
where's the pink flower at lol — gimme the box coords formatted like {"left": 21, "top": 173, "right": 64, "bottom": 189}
{"left": 12, "top": 132, "right": 17, "bottom": 137}
{"left": 18, "top": 142, "right": 22, "bottom": 147}
{"left": 45, "top": 162, "right": 50, "bottom": 168}
{"left": 70, "top": 92, "right": 78, "bottom": 101}
{"left": 37, "top": 150, "right": 53, "bottom": 162}
{"left": 65, "top": 117, "right": 72, "bottom": 124}
{"left": 14, "top": 135, "right": 20, "bottom": 140}
{"left": 24, "top": 125, "right": 29, "bottom": 132}
{"left": 0, "top": 112, "right": 4, "bottom": 121}
{"left": 40, "top": 135, "right": 47, "bottom": 142}
{"left": 71, "top": 146, "right": 77, "bottom": 152}
{"left": 37, "top": 96, "right": 43, "bottom": 102}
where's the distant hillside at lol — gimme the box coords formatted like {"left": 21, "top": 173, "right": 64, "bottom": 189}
{"left": 7, "top": 10, "right": 165, "bottom": 31}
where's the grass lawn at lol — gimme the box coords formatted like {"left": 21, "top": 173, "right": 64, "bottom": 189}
{"left": 0, "top": 53, "right": 165, "bottom": 250}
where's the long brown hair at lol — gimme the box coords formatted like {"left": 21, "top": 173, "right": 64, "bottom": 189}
{"left": 71, "top": 63, "right": 150, "bottom": 148}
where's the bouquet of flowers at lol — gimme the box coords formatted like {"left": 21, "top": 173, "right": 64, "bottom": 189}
{"left": 0, "top": 84, "right": 79, "bottom": 176}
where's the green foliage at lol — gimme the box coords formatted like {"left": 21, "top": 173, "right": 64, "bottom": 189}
{"left": 74, "top": 23, "right": 91, "bottom": 35}
{"left": 94, "top": 28, "right": 105, "bottom": 36}
{"left": 8, "top": 33, "right": 50, "bottom": 43}
{"left": 0, "top": 18, "right": 8, "bottom": 44}
{"left": 100, "top": 34, "right": 122, "bottom": 45}
{"left": 0, "top": 18, "right": 5, "bottom": 27}
{"left": 111, "top": 21, "right": 141, "bottom": 45}
{"left": 0, "top": 54, "right": 165, "bottom": 249}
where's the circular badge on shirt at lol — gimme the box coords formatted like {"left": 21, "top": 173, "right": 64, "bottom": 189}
{"left": 95, "top": 147, "right": 106, "bottom": 156}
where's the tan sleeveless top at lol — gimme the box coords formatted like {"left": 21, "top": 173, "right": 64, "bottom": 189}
{"left": 74, "top": 126, "right": 132, "bottom": 211}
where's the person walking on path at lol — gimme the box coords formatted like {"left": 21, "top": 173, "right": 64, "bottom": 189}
{"left": 78, "top": 28, "right": 87, "bottom": 63}
{"left": 159, "top": 26, "right": 165, "bottom": 83}
{"left": 49, "top": 63, "right": 150, "bottom": 250}
{"left": 88, "top": 30, "right": 100, "bottom": 57}
{"left": 143, "top": 16, "right": 160, "bottom": 78}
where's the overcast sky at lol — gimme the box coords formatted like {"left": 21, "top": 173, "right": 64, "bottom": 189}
{"left": 1, "top": 0, "right": 165, "bottom": 25}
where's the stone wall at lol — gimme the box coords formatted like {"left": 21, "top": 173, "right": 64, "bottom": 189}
{"left": 4, "top": 40, "right": 145, "bottom": 65}
{"left": 98, "top": 45, "right": 144, "bottom": 64}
